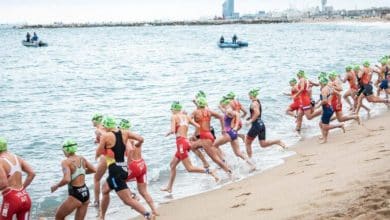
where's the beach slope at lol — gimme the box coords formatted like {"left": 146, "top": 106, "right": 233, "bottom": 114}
{"left": 134, "top": 111, "right": 390, "bottom": 220}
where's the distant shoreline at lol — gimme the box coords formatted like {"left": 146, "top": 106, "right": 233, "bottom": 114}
{"left": 14, "top": 16, "right": 390, "bottom": 29}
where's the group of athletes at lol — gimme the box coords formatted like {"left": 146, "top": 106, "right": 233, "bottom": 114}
{"left": 1, "top": 55, "right": 389, "bottom": 220}
{"left": 286, "top": 56, "right": 390, "bottom": 143}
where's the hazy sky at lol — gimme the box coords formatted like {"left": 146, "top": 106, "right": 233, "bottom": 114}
{"left": 0, "top": 0, "right": 389, "bottom": 23}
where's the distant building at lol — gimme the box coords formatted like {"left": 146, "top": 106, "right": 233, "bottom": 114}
{"left": 321, "top": 0, "right": 327, "bottom": 12}
{"left": 222, "top": 0, "right": 235, "bottom": 19}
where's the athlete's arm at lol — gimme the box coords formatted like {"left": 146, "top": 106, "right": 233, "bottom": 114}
{"left": 293, "top": 79, "right": 305, "bottom": 98}
{"left": 210, "top": 109, "right": 225, "bottom": 133}
{"left": 51, "top": 160, "right": 71, "bottom": 192}
{"left": 166, "top": 115, "right": 176, "bottom": 137}
{"left": 341, "top": 73, "right": 348, "bottom": 83}
{"left": 247, "top": 102, "right": 260, "bottom": 123}
{"left": 232, "top": 112, "right": 240, "bottom": 131}
{"left": 332, "top": 81, "right": 343, "bottom": 92}
{"left": 19, "top": 157, "right": 35, "bottom": 190}
{"left": 218, "top": 104, "right": 227, "bottom": 114}
{"left": 309, "top": 80, "right": 319, "bottom": 87}
{"left": 0, "top": 164, "right": 8, "bottom": 190}
{"left": 83, "top": 157, "right": 97, "bottom": 175}
{"left": 188, "top": 115, "right": 200, "bottom": 128}
{"left": 96, "top": 134, "right": 107, "bottom": 159}
{"left": 127, "top": 131, "right": 144, "bottom": 148}
{"left": 321, "top": 88, "right": 329, "bottom": 105}
{"left": 240, "top": 106, "right": 248, "bottom": 118}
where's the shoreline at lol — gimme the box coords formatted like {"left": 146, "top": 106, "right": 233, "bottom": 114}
{"left": 13, "top": 16, "right": 390, "bottom": 29}
{"left": 126, "top": 111, "right": 390, "bottom": 220}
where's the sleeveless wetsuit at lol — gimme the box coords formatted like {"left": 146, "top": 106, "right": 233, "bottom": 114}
{"left": 298, "top": 79, "right": 312, "bottom": 111}
{"left": 127, "top": 158, "right": 147, "bottom": 183}
{"left": 106, "top": 130, "right": 129, "bottom": 192}
{"left": 68, "top": 158, "right": 89, "bottom": 203}
{"left": 223, "top": 114, "right": 238, "bottom": 141}
{"left": 289, "top": 87, "right": 300, "bottom": 111}
{"left": 347, "top": 72, "right": 359, "bottom": 91}
{"left": 247, "top": 100, "right": 266, "bottom": 141}
{"left": 320, "top": 88, "right": 334, "bottom": 125}
{"left": 0, "top": 154, "right": 32, "bottom": 220}
{"left": 380, "top": 66, "right": 389, "bottom": 90}
{"left": 175, "top": 115, "right": 191, "bottom": 160}
{"left": 197, "top": 110, "right": 215, "bottom": 142}
{"left": 330, "top": 86, "right": 342, "bottom": 113}
{"left": 360, "top": 71, "right": 373, "bottom": 96}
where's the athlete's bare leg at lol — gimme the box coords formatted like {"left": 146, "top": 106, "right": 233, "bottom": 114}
{"left": 55, "top": 196, "right": 82, "bottom": 220}
{"left": 94, "top": 156, "right": 107, "bottom": 207}
{"left": 161, "top": 157, "right": 180, "bottom": 193}
{"left": 230, "top": 139, "right": 256, "bottom": 171}
{"left": 191, "top": 148, "right": 210, "bottom": 168}
{"left": 343, "top": 90, "right": 353, "bottom": 110}
{"left": 319, "top": 123, "right": 344, "bottom": 144}
{"left": 182, "top": 158, "right": 219, "bottom": 182}
{"left": 137, "top": 183, "right": 159, "bottom": 216}
{"left": 335, "top": 111, "right": 360, "bottom": 124}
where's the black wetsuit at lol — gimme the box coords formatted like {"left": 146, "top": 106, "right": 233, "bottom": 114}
{"left": 247, "top": 100, "right": 266, "bottom": 141}
{"left": 68, "top": 184, "right": 89, "bottom": 203}
{"left": 106, "top": 130, "right": 129, "bottom": 192}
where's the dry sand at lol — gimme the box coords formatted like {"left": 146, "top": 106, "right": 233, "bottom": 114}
{"left": 130, "top": 111, "right": 390, "bottom": 220}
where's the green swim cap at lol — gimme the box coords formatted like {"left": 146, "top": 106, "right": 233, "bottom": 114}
{"left": 249, "top": 88, "right": 260, "bottom": 97}
{"left": 380, "top": 58, "right": 388, "bottom": 65}
{"left": 220, "top": 96, "right": 231, "bottom": 105}
{"left": 297, "top": 70, "right": 305, "bottom": 77}
{"left": 62, "top": 139, "right": 77, "bottom": 154}
{"left": 363, "top": 61, "right": 370, "bottom": 67}
{"left": 102, "top": 116, "right": 117, "bottom": 129}
{"left": 319, "top": 77, "right": 329, "bottom": 85}
{"left": 226, "top": 92, "right": 235, "bottom": 100}
{"left": 170, "top": 101, "right": 182, "bottom": 111}
{"left": 345, "top": 66, "right": 353, "bottom": 72}
{"left": 289, "top": 78, "right": 297, "bottom": 84}
{"left": 353, "top": 65, "right": 360, "bottom": 71}
{"left": 119, "top": 118, "right": 131, "bottom": 129}
{"left": 196, "top": 97, "right": 208, "bottom": 108}
{"left": 91, "top": 113, "right": 103, "bottom": 124}
{"left": 0, "top": 137, "right": 7, "bottom": 152}
{"left": 318, "top": 72, "right": 328, "bottom": 79}
{"left": 195, "top": 90, "right": 206, "bottom": 99}
{"left": 328, "top": 71, "right": 339, "bottom": 79}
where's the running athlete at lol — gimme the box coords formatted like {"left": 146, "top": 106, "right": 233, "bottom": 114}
{"left": 374, "top": 57, "right": 390, "bottom": 98}
{"left": 190, "top": 97, "right": 233, "bottom": 176}
{"left": 51, "top": 139, "right": 96, "bottom": 220}
{"left": 118, "top": 119, "right": 159, "bottom": 216}
{"left": 355, "top": 61, "right": 389, "bottom": 114}
{"left": 91, "top": 113, "right": 106, "bottom": 207}
{"left": 328, "top": 71, "right": 360, "bottom": 124}
{"left": 318, "top": 77, "right": 345, "bottom": 144}
{"left": 294, "top": 70, "right": 322, "bottom": 121}
{"left": 0, "top": 137, "right": 35, "bottom": 220}
{"left": 225, "top": 92, "right": 248, "bottom": 119}
{"left": 285, "top": 78, "right": 303, "bottom": 132}
{"left": 245, "top": 89, "right": 286, "bottom": 158}
{"left": 341, "top": 66, "right": 359, "bottom": 111}
{"left": 96, "top": 116, "right": 154, "bottom": 220}
{"left": 213, "top": 101, "right": 256, "bottom": 171}
{"left": 161, "top": 102, "right": 219, "bottom": 193}
{"left": 218, "top": 95, "right": 246, "bottom": 143}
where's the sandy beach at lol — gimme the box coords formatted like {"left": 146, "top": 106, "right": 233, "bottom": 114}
{"left": 129, "top": 111, "right": 390, "bottom": 220}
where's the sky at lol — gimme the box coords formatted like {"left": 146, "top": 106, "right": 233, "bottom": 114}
{"left": 0, "top": 0, "right": 389, "bottom": 24}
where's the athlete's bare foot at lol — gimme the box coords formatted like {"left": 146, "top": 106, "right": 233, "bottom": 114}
{"left": 355, "top": 115, "right": 361, "bottom": 125}
{"left": 318, "top": 136, "right": 324, "bottom": 140}
{"left": 278, "top": 141, "right": 287, "bottom": 149}
{"left": 210, "top": 169, "right": 220, "bottom": 182}
{"left": 319, "top": 139, "right": 327, "bottom": 144}
{"left": 152, "top": 211, "right": 160, "bottom": 216}
{"left": 340, "top": 124, "right": 345, "bottom": 133}
{"left": 160, "top": 187, "right": 172, "bottom": 194}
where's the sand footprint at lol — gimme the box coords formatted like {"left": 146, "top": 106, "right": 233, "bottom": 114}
{"left": 236, "top": 192, "right": 251, "bottom": 197}
{"left": 256, "top": 208, "right": 273, "bottom": 212}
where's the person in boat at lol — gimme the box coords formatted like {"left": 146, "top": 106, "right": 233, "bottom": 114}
{"left": 220, "top": 36, "right": 225, "bottom": 44}
{"left": 31, "top": 32, "right": 38, "bottom": 42}
{"left": 26, "top": 32, "right": 31, "bottom": 42}
{"left": 232, "top": 34, "right": 237, "bottom": 44}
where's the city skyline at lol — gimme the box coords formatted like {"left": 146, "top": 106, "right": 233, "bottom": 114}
{"left": 0, "top": 0, "right": 389, "bottom": 24}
